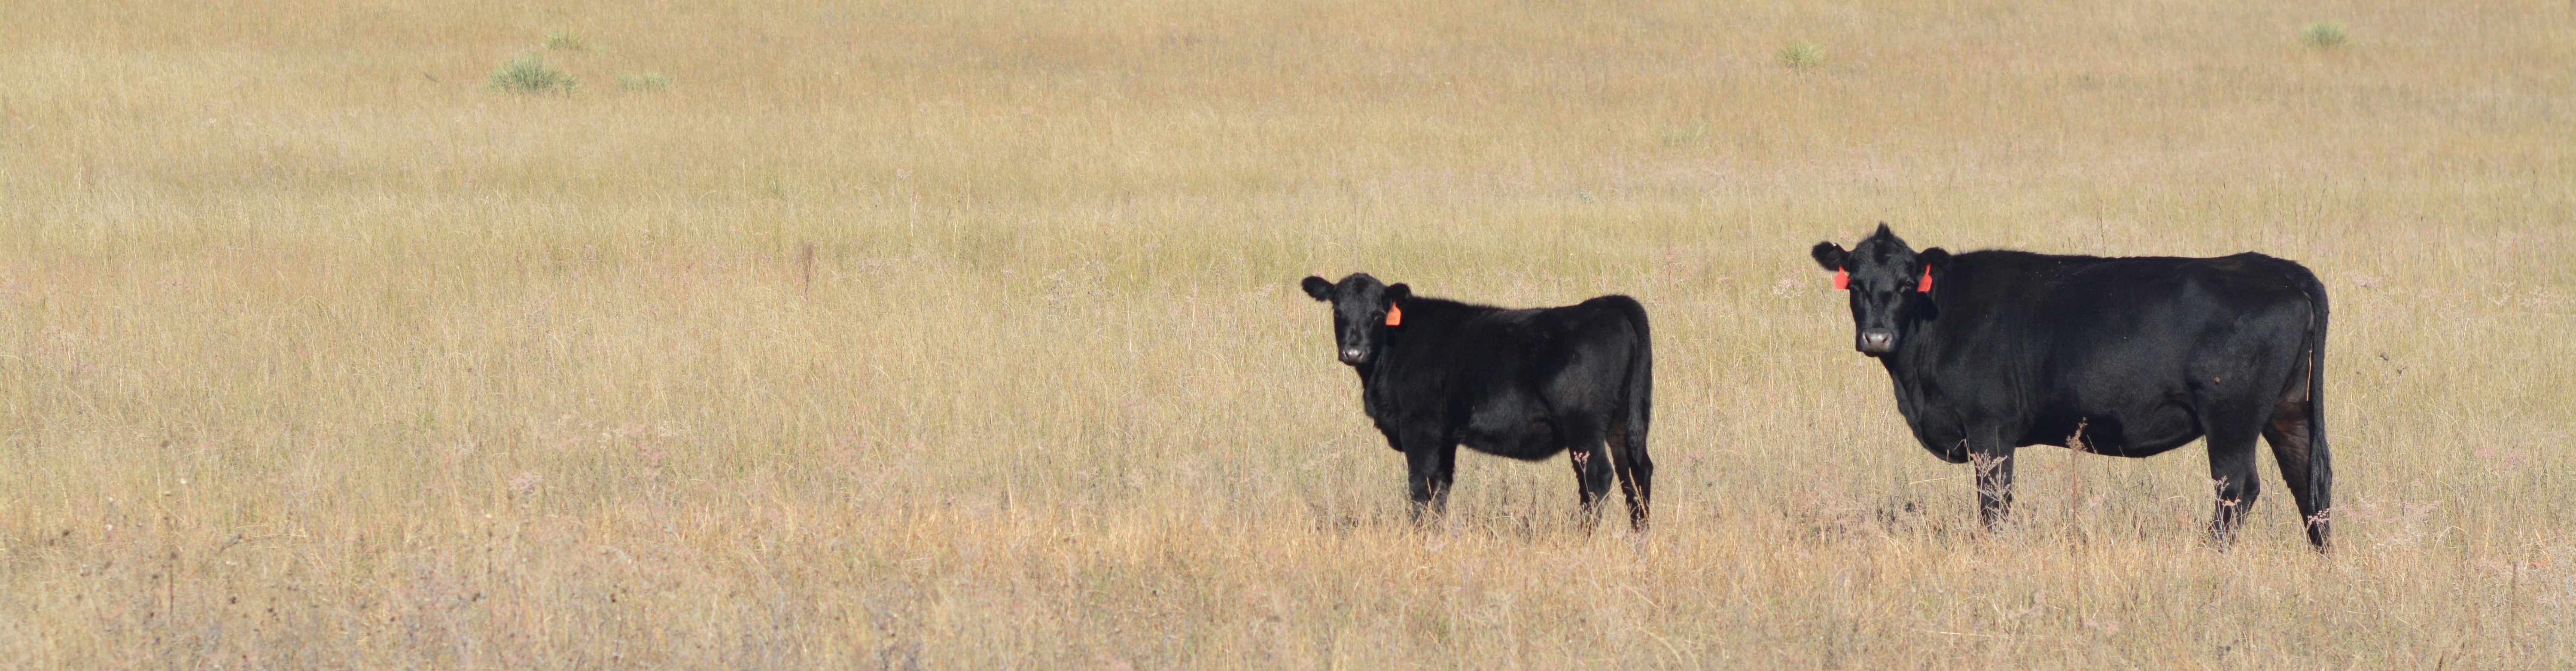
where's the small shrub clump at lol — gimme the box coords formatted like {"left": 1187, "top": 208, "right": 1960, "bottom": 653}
{"left": 2301, "top": 22, "right": 2348, "bottom": 49}
{"left": 1779, "top": 43, "right": 1826, "bottom": 70}
{"left": 489, "top": 53, "right": 578, "bottom": 95}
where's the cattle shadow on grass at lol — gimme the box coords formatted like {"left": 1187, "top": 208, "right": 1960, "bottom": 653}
{"left": 1782, "top": 462, "right": 2246, "bottom": 548}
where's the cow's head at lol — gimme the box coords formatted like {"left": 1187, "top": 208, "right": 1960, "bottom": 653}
{"left": 1810, "top": 223, "right": 1949, "bottom": 356}
{"left": 1300, "top": 273, "right": 1409, "bottom": 366}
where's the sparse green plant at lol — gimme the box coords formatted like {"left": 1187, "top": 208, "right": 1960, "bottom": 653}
{"left": 1658, "top": 122, "right": 1708, "bottom": 147}
{"left": 1780, "top": 42, "right": 1827, "bottom": 70}
{"left": 2301, "top": 22, "right": 2348, "bottom": 49}
{"left": 488, "top": 52, "right": 578, "bottom": 95}
{"left": 617, "top": 70, "right": 671, "bottom": 92}
{"left": 545, "top": 28, "right": 589, "bottom": 52}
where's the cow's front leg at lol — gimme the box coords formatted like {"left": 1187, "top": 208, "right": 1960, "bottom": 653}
{"left": 1969, "top": 431, "right": 2016, "bottom": 529}
{"left": 1401, "top": 431, "right": 1453, "bottom": 525}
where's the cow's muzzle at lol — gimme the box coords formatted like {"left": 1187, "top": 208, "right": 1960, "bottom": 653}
{"left": 1339, "top": 347, "right": 1367, "bottom": 365}
{"left": 1858, "top": 329, "right": 1895, "bottom": 354}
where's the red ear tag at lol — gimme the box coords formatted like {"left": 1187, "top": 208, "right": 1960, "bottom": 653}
{"left": 1384, "top": 304, "right": 1403, "bottom": 326}
{"left": 1832, "top": 270, "right": 1849, "bottom": 290}
{"left": 1916, "top": 268, "right": 1934, "bottom": 293}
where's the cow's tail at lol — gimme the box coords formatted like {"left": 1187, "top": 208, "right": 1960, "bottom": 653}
{"left": 1605, "top": 295, "right": 1653, "bottom": 525}
{"left": 2290, "top": 264, "right": 2332, "bottom": 548}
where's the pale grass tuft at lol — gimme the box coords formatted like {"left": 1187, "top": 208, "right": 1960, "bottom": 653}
{"left": 545, "top": 28, "right": 590, "bottom": 52}
{"left": 616, "top": 70, "right": 670, "bottom": 92}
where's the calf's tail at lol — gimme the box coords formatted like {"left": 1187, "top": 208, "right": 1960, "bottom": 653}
{"left": 1609, "top": 296, "right": 1651, "bottom": 454}
{"left": 1612, "top": 296, "right": 1653, "bottom": 519}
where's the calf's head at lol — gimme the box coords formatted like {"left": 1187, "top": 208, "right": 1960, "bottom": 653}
{"left": 1810, "top": 223, "right": 1948, "bottom": 356}
{"left": 1300, "top": 273, "right": 1409, "bottom": 366}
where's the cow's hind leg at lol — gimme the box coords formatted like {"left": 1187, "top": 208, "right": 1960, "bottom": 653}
{"left": 2262, "top": 393, "right": 2329, "bottom": 549}
{"left": 2204, "top": 406, "right": 2268, "bottom": 549}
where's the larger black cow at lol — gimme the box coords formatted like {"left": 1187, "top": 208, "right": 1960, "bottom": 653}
{"left": 1809, "top": 225, "right": 2332, "bottom": 549}
{"left": 1301, "top": 273, "right": 1655, "bottom": 530}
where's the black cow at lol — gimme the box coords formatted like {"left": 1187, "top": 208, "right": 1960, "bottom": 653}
{"left": 1809, "top": 224, "right": 2332, "bottom": 549}
{"left": 1301, "top": 273, "right": 1655, "bottom": 530}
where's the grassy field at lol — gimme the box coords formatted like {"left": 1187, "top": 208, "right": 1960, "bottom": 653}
{"left": 4, "top": 0, "right": 2572, "bottom": 667}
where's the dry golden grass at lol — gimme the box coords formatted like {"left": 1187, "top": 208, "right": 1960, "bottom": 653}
{"left": 3, "top": 0, "right": 2572, "bottom": 667}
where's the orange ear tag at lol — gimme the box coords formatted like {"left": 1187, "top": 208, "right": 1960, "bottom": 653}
{"left": 1384, "top": 304, "right": 1403, "bottom": 326}
{"left": 1832, "top": 270, "right": 1849, "bottom": 290}
{"left": 1916, "top": 268, "right": 1934, "bottom": 292}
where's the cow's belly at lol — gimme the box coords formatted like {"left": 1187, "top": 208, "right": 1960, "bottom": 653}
{"left": 2024, "top": 401, "right": 2202, "bottom": 457}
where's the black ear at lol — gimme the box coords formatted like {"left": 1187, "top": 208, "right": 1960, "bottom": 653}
{"left": 1384, "top": 283, "right": 1411, "bottom": 306}
{"left": 1810, "top": 242, "right": 1849, "bottom": 272}
{"left": 1300, "top": 276, "right": 1334, "bottom": 302}
{"left": 1918, "top": 247, "right": 1951, "bottom": 273}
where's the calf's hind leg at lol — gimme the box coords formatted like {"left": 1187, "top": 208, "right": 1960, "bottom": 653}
{"left": 1606, "top": 418, "right": 1652, "bottom": 531}
{"left": 1558, "top": 415, "right": 1616, "bottom": 528}
{"left": 1568, "top": 449, "right": 1593, "bottom": 509}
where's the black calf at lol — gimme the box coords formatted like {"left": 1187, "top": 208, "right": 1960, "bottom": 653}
{"left": 1301, "top": 274, "right": 1655, "bottom": 530}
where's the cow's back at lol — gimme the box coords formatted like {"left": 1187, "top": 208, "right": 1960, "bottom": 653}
{"left": 1366, "top": 296, "right": 1648, "bottom": 461}
{"left": 1904, "top": 251, "right": 2320, "bottom": 454}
